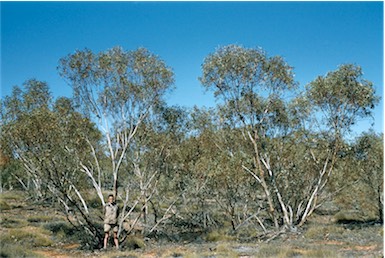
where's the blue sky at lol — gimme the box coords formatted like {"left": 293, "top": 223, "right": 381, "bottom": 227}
{"left": 1, "top": 1, "right": 383, "bottom": 135}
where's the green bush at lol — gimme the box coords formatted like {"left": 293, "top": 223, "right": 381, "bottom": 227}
{"left": 44, "top": 221, "right": 75, "bottom": 238}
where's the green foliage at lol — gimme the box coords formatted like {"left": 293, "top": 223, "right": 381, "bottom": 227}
{"left": 0, "top": 157, "right": 24, "bottom": 191}
{"left": 58, "top": 46, "right": 175, "bottom": 203}
{"left": 1, "top": 81, "right": 101, "bottom": 198}
{"left": 306, "top": 64, "right": 379, "bottom": 135}
{"left": 1, "top": 79, "right": 104, "bottom": 249}
{"left": 200, "top": 44, "right": 296, "bottom": 95}
{"left": 199, "top": 46, "right": 380, "bottom": 231}
{"left": 58, "top": 46, "right": 174, "bottom": 121}
{"left": 200, "top": 45, "right": 296, "bottom": 139}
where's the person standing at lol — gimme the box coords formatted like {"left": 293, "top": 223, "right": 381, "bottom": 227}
{"left": 103, "top": 194, "right": 119, "bottom": 249}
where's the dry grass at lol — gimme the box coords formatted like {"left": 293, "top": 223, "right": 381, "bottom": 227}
{"left": 0, "top": 199, "right": 11, "bottom": 210}
{"left": 257, "top": 244, "right": 301, "bottom": 258}
{"left": 304, "top": 224, "right": 345, "bottom": 240}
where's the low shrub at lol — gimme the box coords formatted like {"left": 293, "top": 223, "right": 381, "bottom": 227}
{"left": 0, "top": 243, "right": 40, "bottom": 258}
{"left": 123, "top": 236, "right": 146, "bottom": 250}
{"left": 258, "top": 244, "right": 295, "bottom": 258}
{"left": 45, "top": 218, "right": 104, "bottom": 250}
{"left": 44, "top": 221, "right": 75, "bottom": 239}
{"left": 75, "top": 226, "right": 105, "bottom": 250}
{"left": 0, "top": 217, "right": 27, "bottom": 228}
{"left": 0, "top": 228, "right": 53, "bottom": 248}
{"left": 0, "top": 200, "right": 11, "bottom": 210}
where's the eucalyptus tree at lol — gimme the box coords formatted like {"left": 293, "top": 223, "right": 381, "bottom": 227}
{"left": 1, "top": 80, "right": 104, "bottom": 246}
{"left": 299, "top": 64, "right": 379, "bottom": 226}
{"left": 116, "top": 105, "right": 190, "bottom": 237}
{"left": 58, "top": 47, "right": 174, "bottom": 203}
{"left": 200, "top": 45, "right": 378, "bottom": 232}
{"left": 200, "top": 45, "right": 297, "bottom": 231}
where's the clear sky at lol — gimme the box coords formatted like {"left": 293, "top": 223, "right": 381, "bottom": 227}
{"left": 1, "top": 1, "right": 383, "bottom": 135}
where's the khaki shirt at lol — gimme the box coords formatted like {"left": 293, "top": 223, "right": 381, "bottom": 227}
{"left": 104, "top": 202, "right": 118, "bottom": 224}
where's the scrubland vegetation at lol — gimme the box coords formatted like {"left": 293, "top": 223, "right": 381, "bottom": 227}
{"left": 0, "top": 45, "right": 383, "bottom": 257}
{"left": 1, "top": 190, "right": 383, "bottom": 257}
